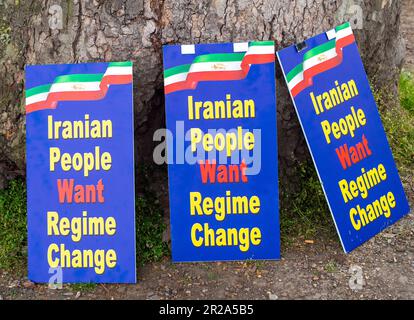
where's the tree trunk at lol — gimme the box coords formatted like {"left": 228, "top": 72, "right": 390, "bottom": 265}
{"left": 0, "top": 0, "right": 404, "bottom": 205}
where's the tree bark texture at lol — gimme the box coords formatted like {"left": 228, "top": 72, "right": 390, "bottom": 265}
{"left": 0, "top": 0, "right": 405, "bottom": 204}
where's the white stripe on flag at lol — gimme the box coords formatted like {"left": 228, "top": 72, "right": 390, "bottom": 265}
{"left": 188, "top": 61, "right": 243, "bottom": 73}
{"left": 26, "top": 92, "right": 48, "bottom": 105}
{"left": 336, "top": 27, "right": 353, "bottom": 39}
{"left": 288, "top": 73, "right": 303, "bottom": 90}
{"left": 164, "top": 72, "right": 188, "bottom": 86}
{"left": 246, "top": 45, "right": 275, "bottom": 55}
{"left": 49, "top": 82, "right": 101, "bottom": 93}
{"left": 105, "top": 66, "right": 133, "bottom": 76}
{"left": 303, "top": 47, "right": 337, "bottom": 71}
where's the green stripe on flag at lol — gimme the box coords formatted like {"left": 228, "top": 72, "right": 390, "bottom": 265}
{"left": 193, "top": 53, "right": 245, "bottom": 63}
{"left": 336, "top": 22, "right": 350, "bottom": 31}
{"left": 286, "top": 63, "right": 303, "bottom": 82}
{"left": 26, "top": 84, "right": 52, "bottom": 97}
{"left": 249, "top": 41, "right": 274, "bottom": 46}
{"left": 303, "top": 40, "right": 335, "bottom": 61}
{"left": 164, "top": 64, "right": 191, "bottom": 78}
{"left": 164, "top": 53, "right": 245, "bottom": 78}
{"left": 109, "top": 61, "right": 132, "bottom": 67}
{"left": 54, "top": 73, "right": 104, "bottom": 83}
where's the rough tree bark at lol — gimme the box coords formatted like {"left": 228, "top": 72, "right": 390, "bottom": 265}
{"left": 0, "top": 0, "right": 405, "bottom": 209}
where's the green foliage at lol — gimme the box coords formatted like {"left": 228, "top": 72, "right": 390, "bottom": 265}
{"left": 280, "top": 161, "right": 335, "bottom": 241}
{"left": 135, "top": 164, "right": 170, "bottom": 266}
{"left": 0, "top": 179, "right": 27, "bottom": 272}
{"left": 136, "top": 193, "right": 169, "bottom": 266}
{"left": 399, "top": 71, "right": 414, "bottom": 115}
{"left": 375, "top": 73, "right": 414, "bottom": 178}
{"left": 69, "top": 282, "right": 97, "bottom": 293}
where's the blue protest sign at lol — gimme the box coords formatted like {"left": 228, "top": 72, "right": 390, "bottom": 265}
{"left": 25, "top": 62, "right": 136, "bottom": 283}
{"left": 277, "top": 22, "right": 410, "bottom": 253}
{"left": 162, "top": 42, "right": 280, "bottom": 262}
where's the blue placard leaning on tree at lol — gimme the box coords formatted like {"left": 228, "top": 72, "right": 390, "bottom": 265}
{"left": 25, "top": 62, "right": 137, "bottom": 283}
{"left": 277, "top": 22, "right": 410, "bottom": 253}
{"left": 162, "top": 41, "right": 280, "bottom": 262}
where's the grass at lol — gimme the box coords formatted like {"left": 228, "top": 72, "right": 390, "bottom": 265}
{"left": 376, "top": 71, "right": 414, "bottom": 179}
{"left": 69, "top": 282, "right": 97, "bottom": 293}
{"left": 399, "top": 71, "right": 414, "bottom": 115}
{"left": 0, "top": 179, "right": 27, "bottom": 273}
{"left": 136, "top": 194, "right": 169, "bottom": 266}
{"left": 280, "top": 161, "right": 335, "bottom": 242}
{"left": 135, "top": 164, "right": 170, "bottom": 266}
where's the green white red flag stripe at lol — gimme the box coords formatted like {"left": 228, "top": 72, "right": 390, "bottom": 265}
{"left": 25, "top": 61, "right": 133, "bottom": 114}
{"left": 163, "top": 41, "right": 275, "bottom": 94}
{"left": 286, "top": 22, "right": 355, "bottom": 98}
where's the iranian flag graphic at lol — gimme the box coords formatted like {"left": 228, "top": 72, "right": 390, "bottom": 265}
{"left": 25, "top": 61, "right": 133, "bottom": 114}
{"left": 163, "top": 41, "right": 275, "bottom": 94}
{"left": 285, "top": 22, "right": 355, "bottom": 98}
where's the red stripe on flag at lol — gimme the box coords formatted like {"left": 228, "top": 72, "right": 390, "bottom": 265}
{"left": 242, "top": 53, "right": 275, "bottom": 66}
